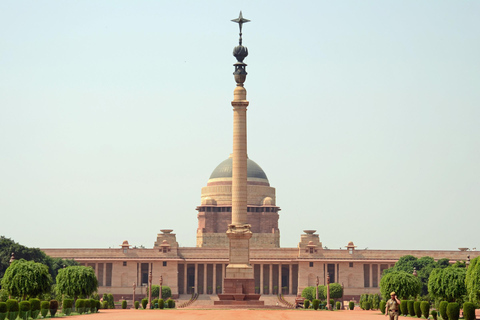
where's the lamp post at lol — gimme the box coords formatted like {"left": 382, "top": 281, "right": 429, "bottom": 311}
{"left": 147, "top": 271, "right": 152, "bottom": 309}
{"left": 326, "top": 272, "right": 331, "bottom": 310}
{"left": 159, "top": 276, "right": 163, "bottom": 300}
{"left": 315, "top": 276, "right": 319, "bottom": 300}
{"left": 133, "top": 282, "right": 136, "bottom": 307}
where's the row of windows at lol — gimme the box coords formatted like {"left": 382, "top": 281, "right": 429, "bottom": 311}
{"left": 197, "top": 206, "right": 278, "bottom": 213}
{"left": 123, "top": 261, "right": 167, "bottom": 267}
{"left": 309, "top": 262, "right": 354, "bottom": 268}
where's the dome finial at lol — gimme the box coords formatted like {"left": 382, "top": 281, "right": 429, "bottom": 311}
{"left": 231, "top": 11, "right": 250, "bottom": 46}
{"left": 231, "top": 11, "right": 250, "bottom": 85}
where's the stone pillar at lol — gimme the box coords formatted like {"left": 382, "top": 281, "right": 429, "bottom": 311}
{"left": 194, "top": 263, "right": 198, "bottom": 294}
{"left": 269, "top": 264, "right": 273, "bottom": 295}
{"left": 260, "top": 264, "right": 264, "bottom": 294}
{"left": 221, "top": 264, "right": 225, "bottom": 293}
{"left": 213, "top": 264, "right": 217, "bottom": 294}
{"left": 278, "top": 264, "right": 282, "bottom": 294}
{"left": 203, "top": 264, "right": 207, "bottom": 294}
{"left": 183, "top": 263, "right": 187, "bottom": 295}
{"left": 369, "top": 263, "right": 373, "bottom": 288}
{"left": 289, "top": 264, "right": 293, "bottom": 295}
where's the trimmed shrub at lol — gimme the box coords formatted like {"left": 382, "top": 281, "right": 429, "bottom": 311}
{"left": 107, "top": 294, "right": 114, "bottom": 309}
{"left": 420, "top": 301, "right": 430, "bottom": 319}
{"left": 141, "top": 298, "right": 148, "bottom": 310}
{"left": 161, "top": 287, "right": 172, "bottom": 300}
{"left": 85, "top": 299, "right": 91, "bottom": 313}
{"left": 301, "top": 287, "right": 315, "bottom": 301}
{"left": 330, "top": 299, "right": 334, "bottom": 309}
{"left": 122, "top": 300, "right": 127, "bottom": 309}
{"left": 96, "top": 300, "right": 101, "bottom": 312}
{"left": 304, "top": 299, "right": 310, "bottom": 309}
{"left": 75, "top": 299, "right": 85, "bottom": 314}
{"left": 364, "top": 301, "right": 371, "bottom": 310}
{"left": 446, "top": 302, "right": 460, "bottom": 320}
{"left": 414, "top": 301, "right": 421, "bottom": 318}
{"left": 349, "top": 301, "right": 355, "bottom": 310}
{"left": 408, "top": 300, "right": 415, "bottom": 317}
{"left": 400, "top": 299, "right": 408, "bottom": 316}
{"left": 49, "top": 300, "right": 58, "bottom": 317}
{"left": 5, "top": 300, "right": 18, "bottom": 312}
{"left": 29, "top": 298, "right": 40, "bottom": 319}
{"left": 0, "top": 302, "right": 6, "bottom": 313}
{"left": 166, "top": 299, "right": 175, "bottom": 308}
{"left": 102, "top": 301, "right": 108, "bottom": 309}
{"left": 439, "top": 301, "right": 448, "bottom": 320}
{"left": 379, "top": 300, "right": 386, "bottom": 314}
{"left": 312, "top": 299, "right": 320, "bottom": 310}
{"left": 463, "top": 302, "right": 476, "bottom": 320}
{"left": 90, "top": 299, "right": 97, "bottom": 313}
{"left": 158, "top": 299, "right": 165, "bottom": 309}
{"left": 40, "top": 301, "right": 49, "bottom": 318}
{"left": 63, "top": 298, "right": 73, "bottom": 308}
{"left": 431, "top": 309, "right": 438, "bottom": 320}
{"left": 336, "top": 301, "right": 341, "bottom": 310}
{"left": 19, "top": 301, "right": 30, "bottom": 320}
{"left": 134, "top": 301, "right": 139, "bottom": 309}
{"left": 152, "top": 299, "right": 158, "bottom": 309}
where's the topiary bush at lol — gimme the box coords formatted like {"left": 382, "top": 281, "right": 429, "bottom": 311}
{"left": 414, "top": 301, "right": 421, "bottom": 318}
{"left": 29, "top": 298, "right": 40, "bottom": 319}
{"left": 158, "top": 299, "right": 165, "bottom": 309}
{"left": 96, "top": 300, "right": 101, "bottom": 312}
{"left": 102, "top": 301, "right": 108, "bottom": 309}
{"left": 166, "top": 299, "right": 175, "bottom": 308}
{"left": 379, "top": 300, "right": 386, "bottom": 314}
{"left": 107, "top": 294, "right": 114, "bottom": 309}
{"left": 400, "top": 299, "right": 408, "bottom": 316}
{"left": 63, "top": 298, "right": 73, "bottom": 315}
{"left": 75, "top": 299, "right": 85, "bottom": 314}
{"left": 446, "top": 302, "right": 459, "bottom": 320}
{"left": 348, "top": 301, "right": 354, "bottom": 310}
{"left": 6, "top": 299, "right": 18, "bottom": 320}
{"left": 439, "top": 301, "right": 448, "bottom": 320}
{"left": 431, "top": 309, "right": 437, "bottom": 320}
{"left": 408, "top": 300, "right": 415, "bottom": 317}
{"left": 336, "top": 301, "right": 341, "bottom": 310}
{"left": 49, "top": 300, "right": 58, "bottom": 318}
{"left": 312, "top": 299, "right": 320, "bottom": 310}
{"left": 0, "top": 301, "right": 6, "bottom": 313}
{"left": 18, "top": 301, "right": 30, "bottom": 320}
{"left": 364, "top": 301, "right": 371, "bottom": 310}
{"left": 420, "top": 301, "right": 430, "bottom": 319}
{"left": 86, "top": 299, "right": 92, "bottom": 313}
{"left": 40, "top": 301, "right": 49, "bottom": 318}
{"left": 152, "top": 299, "right": 158, "bottom": 309}
{"left": 134, "top": 301, "right": 139, "bottom": 309}
{"left": 121, "top": 300, "right": 127, "bottom": 309}
{"left": 90, "top": 299, "right": 97, "bottom": 313}
{"left": 301, "top": 287, "right": 315, "bottom": 301}
{"left": 463, "top": 302, "right": 475, "bottom": 320}
{"left": 141, "top": 298, "right": 148, "bottom": 309}
{"left": 304, "top": 299, "right": 310, "bottom": 309}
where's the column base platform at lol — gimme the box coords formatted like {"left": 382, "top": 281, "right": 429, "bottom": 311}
{"left": 216, "top": 278, "right": 264, "bottom": 306}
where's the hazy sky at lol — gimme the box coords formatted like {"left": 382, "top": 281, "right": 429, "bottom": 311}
{"left": 1, "top": 1, "right": 479, "bottom": 252}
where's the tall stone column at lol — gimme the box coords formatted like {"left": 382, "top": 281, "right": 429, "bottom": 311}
{"left": 216, "top": 12, "right": 262, "bottom": 306}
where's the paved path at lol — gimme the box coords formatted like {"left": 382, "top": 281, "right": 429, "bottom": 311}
{"left": 65, "top": 309, "right": 386, "bottom": 320}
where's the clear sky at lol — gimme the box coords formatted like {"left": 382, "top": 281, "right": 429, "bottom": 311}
{"left": 1, "top": 1, "right": 479, "bottom": 252}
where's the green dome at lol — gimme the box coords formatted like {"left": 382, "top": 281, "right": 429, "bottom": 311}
{"left": 209, "top": 157, "right": 269, "bottom": 183}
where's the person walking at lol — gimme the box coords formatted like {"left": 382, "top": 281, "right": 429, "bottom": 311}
{"left": 385, "top": 292, "right": 401, "bottom": 320}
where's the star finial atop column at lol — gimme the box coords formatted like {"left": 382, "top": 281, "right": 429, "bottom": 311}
{"left": 231, "top": 11, "right": 250, "bottom": 46}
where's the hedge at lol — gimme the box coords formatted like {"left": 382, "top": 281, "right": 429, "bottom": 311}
{"left": 349, "top": 301, "right": 355, "bottom": 310}
{"left": 49, "top": 300, "right": 58, "bottom": 318}
{"left": 400, "top": 299, "right": 408, "bottom": 316}
{"left": 463, "top": 302, "right": 476, "bottom": 320}
{"left": 336, "top": 301, "right": 341, "bottom": 310}
{"left": 40, "top": 301, "right": 49, "bottom": 318}
{"left": 141, "top": 298, "right": 148, "bottom": 309}
{"left": 446, "top": 302, "right": 459, "bottom": 320}
{"left": 312, "top": 299, "right": 320, "bottom": 310}
{"left": 122, "top": 300, "right": 127, "bottom": 309}
{"left": 304, "top": 299, "right": 310, "bottom": 309}
{"left": 414, "top": 301, "right": 421, "bottom": 318}
{"left": 431, "top": 309, "right": 438, "bottom": 320}
{"left": 134, "top": 301, "right": 140, "bottom": 309}
{"left": 420, "top": 301, "right": 430, "bottom": 319}
{"left": 167, "top": 299, "right": 175, "bottom": 308}
{"left": 0, "top": 302, "right": 6, "bottom": 313}
{"left": 158, "top": 299, "right": 165, "bottom": 309}
{"left": 439, "top": 301, "right": 448, "bottom": 320}
{"left": 407, "top": 300, "right": 415, "bottom": 317}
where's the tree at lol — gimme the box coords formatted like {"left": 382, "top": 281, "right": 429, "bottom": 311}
{"left": 466, "top": 256, "right": 480, "bottom": 303}
{"left": 428, "top": 266, "right": 466, "bottom": 302}
{"left": 0, "top": 236, "right": 78, "bottom": 281}
{"left": 1, "top": 259, "right": 52, "bottom": 299}
{"left": 56, "top": 266, "right": 98, "bottom": 298}
{"left": 379, "top": 271, "right": 421, "bottom": 300}
{"left": 325, "top": 283, "right": 343, "bottom": 300}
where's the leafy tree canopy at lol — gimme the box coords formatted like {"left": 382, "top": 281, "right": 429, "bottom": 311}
{"left": 0, "top": 236, "right": 78, "bottom": 281}
{"left": 428, "top": 266, "right": 466, "bottom": 302}
{"left": 466, "top": 256, "right": 480, "bottom": 303}
{"left": 56, "top": 266, "right": 98, "bottom": 298}
{"left": 1, "top": 259, "right": 52, "bottom": 299}
{"left": 380, "top": 271, "right": 421, "bottom": 300}
{"left": 325, "top": 283, "right": 343, "bottom": 299}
